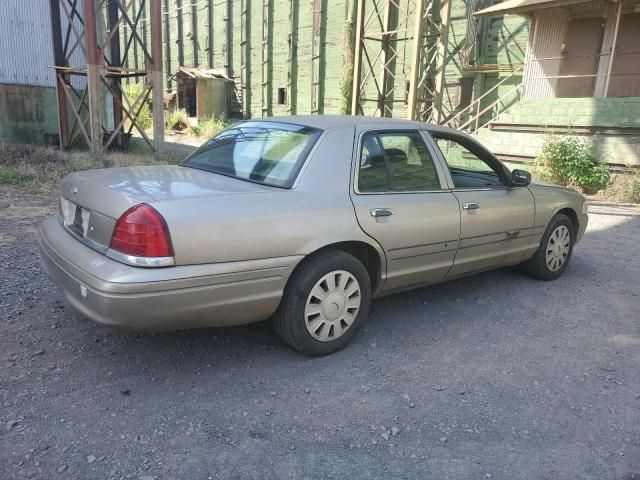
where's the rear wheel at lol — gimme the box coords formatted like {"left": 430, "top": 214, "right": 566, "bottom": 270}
{"left": 521, "top": 213, "right": 575, "bottom": 280}
{"left": 273, "top": 250, "right": 372, "bottom": 355}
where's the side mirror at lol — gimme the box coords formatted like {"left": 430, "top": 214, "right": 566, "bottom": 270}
{"left": 511, "top": 169, "right": 531, "bottom": 187}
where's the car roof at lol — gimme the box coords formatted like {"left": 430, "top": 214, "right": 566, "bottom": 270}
{"left": 249, "top": 114, "right": 462, "bottom": 135}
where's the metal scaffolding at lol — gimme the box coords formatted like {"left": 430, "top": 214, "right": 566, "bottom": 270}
{"left": 49, "top": 0, "right": 164, "bottom": 153}
{"left": 351, "top": 0, "right": 450, "bottom": 122}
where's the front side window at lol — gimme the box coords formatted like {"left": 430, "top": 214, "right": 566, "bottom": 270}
{"left": 357, "top": 131, "right": 441, "bottom": 193}
{"left": 432, "top": 136, "right": 505, "bottom": 189}
{"left": 182, "top": 121, "right": 322, "bottom": 188}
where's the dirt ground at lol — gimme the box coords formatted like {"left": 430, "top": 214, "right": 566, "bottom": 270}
{"left": 1, "top": 188, "right": 639, "bottom": 480}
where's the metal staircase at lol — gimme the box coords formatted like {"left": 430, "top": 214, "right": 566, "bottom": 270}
{"left": 442, "top": 65, "right": 524, "bottom": 135}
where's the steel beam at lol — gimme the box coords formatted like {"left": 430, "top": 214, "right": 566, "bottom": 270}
{"left": 406, "top": 0, "right": 425, "bottom": 120}
{"left": 191, "top": 0, "right": 199, "bottom": 67}
{"left": 351, "top": 0, "right": 365, "bottom": 115}
{"left": 108, "top": 0, "right": 124, "bottom": 148}
{"left": 310, "top": 0, "right": 326, "bottom": 114}
{"left": 150, "top": 0, "right": 164, "bottom": 152}
{"left": 241, "top": 0, "right": 251, "bottom": 117}
{"left": 224, "top": 0, "right": 232, "bottom": 78}
{"left": 164, "top": 0, "right": 172, "bottom": 89}
{"left": 434, "top": 0, "right": 450, "bottom": 123}
{"left": 287, "top": 0, "right": 299, "bottom": 114}
{"left": 207, "top": 0, "right": 214, "bottom": 68}
{"left": 83, "top": 0, "right": 103, "bottom": 153}
{"left": 377, "top": 0, "right": 395, "bottom": 117}
{"left": 49, "top": 0, "right": 69, "bottom": 147}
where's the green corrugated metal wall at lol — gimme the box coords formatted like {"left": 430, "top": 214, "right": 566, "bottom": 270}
{"left": 124, "top": 0, "right": 529, "bottom": 120}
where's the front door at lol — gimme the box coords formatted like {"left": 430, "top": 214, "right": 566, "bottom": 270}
{"left": 429, "top": 132, "right": 535, "bottom": 278}
{"left": 556, "top": 17, "right": 605, "bottom": 98}
{"left": 349, "top": 127, "right": 461, "bottom": 291}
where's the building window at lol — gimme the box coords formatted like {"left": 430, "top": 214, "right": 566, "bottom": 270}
{"left": 277, "top": 87, "right": 287, "bottom": 105}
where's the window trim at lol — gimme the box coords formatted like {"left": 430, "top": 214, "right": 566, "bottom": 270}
{"left": 353, "top": 129, "right": 447, "bottom": 195}
{"left": 427, "top": 131, "right": 513, "bottom": 191}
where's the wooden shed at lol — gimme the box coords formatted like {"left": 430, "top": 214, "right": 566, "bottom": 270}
{"left": 170, "top": 67, "right": 233, "bottom": 120}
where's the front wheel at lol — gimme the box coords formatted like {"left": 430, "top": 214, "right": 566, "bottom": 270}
{"left": 521, "top": 213, "right": 575, "bottom": 281}
{"left": 272, "top": 250, "right": 372, "bottom": 355}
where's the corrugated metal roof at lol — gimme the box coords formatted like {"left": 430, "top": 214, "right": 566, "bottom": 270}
{"left": 0, "top": 0, "right": 56, "bottom": 87}
{"left": 475, "top": 0, "right": 594, "bottom": 16}
{"left": 0, "top": 0, "right": 85, "bottom": 88}
{"left": 169, "top": 66, "right": 232, "bottom": 80}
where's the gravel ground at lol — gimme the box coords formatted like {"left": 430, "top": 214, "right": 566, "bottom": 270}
{"left": 1, "top": 189, "right": 639, "bottom": 480}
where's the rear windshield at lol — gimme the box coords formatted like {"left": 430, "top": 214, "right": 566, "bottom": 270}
{"left": 182, "top": 121, "right": 322, "bottom": 188}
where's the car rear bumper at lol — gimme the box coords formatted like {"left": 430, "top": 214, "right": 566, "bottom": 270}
{"left": 38, "top": 217, "right": 301, "bottom": 331}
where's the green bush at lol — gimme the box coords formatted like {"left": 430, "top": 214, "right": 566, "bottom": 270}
{"left": 535, "top": 134, "right": 610, "bottom": 194}
{"left": 122, "top": 82, "right": 152, "bottom": 130}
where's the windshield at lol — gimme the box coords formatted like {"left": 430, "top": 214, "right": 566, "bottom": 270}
{"left": 181, "top": 121, "right": 322, "bottom": 188}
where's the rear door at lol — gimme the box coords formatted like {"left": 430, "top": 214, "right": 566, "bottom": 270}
{"left": 428, "top": 131, "right": 535, "bottom": 278}
{"left": 349, "top": 126, "right": 460, "bottom": 291}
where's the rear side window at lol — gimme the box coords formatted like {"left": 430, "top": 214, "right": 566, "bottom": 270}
{"left": 357, "top": 131, "right": 441, "bottom": 193}
{"left": 182, "top": 121, "right": 322, "bottom": 188}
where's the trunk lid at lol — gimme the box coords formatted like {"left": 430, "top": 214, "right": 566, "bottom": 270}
{"left": 61, "top": 165, "right": 270, "bottom": 219}
{"left": 58, "top": 165, "right": 272, "bottom": 253}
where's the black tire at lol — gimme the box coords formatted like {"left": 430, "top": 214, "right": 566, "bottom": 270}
{"left": 521, "top": 213, "right": 575, "bottom": 281}
{"left": 272, "top": 250, "right": 372, "bottom": 356}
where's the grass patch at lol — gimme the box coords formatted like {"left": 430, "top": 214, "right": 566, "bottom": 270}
{"left": 602, "top": 171, "right": 640, "bottom": 204}
{"left": 189, "top": 116, "right": 227, "bottom": 138}
{"left": 0, "top": 170, "right": 36, "bottom": 186}
{"left": 0, "top": 141, "right": 185, "bottom": 195}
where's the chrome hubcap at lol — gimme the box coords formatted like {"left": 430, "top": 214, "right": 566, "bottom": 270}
{"left": 546, "top": 225, "right": 571, "bottom": 272}
{"left": 304, "top": 270, "right": 361, "bottom": 342}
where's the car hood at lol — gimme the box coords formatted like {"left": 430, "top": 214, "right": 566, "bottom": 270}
{"left": 60, "top": 165, "right": 271, "bottom": 219}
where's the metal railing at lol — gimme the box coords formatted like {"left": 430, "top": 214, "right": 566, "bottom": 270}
{"left": 442, "top": 64, "right": 524, "bottom": 134}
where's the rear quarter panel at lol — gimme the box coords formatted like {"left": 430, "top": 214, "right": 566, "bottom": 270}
{"left": 152, "top": 126, "right": 385, "bottom": 270}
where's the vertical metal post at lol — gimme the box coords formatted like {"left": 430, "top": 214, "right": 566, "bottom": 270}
{"left": 191, "top": 0, "right": 199, "bottom": 67}
{"left": 224, "top": 0, "right": 232, "bottom": 78}
{"left": 176, "top": 0, "right": 184, "bottom": 66}
{"left": 310, "top": 0, "right": 326, "bottom": 114}
{"left": 108, "top": 0, "right": 123, "bottom": 147}
{"left": 164, "top": 0, "right": 172, "bottom": 89}
{"left": 407, "top": 0, "right": 426, "bottom": 120}
{"left": 287, "top": 0, "right": 298, "bottom": 114}
{"left": 434, "top": 0, "right": 451, "bottom": 123}
{"left": 241, "top": 0, "right": 251, "bottom": 117}
{"left": 50, "top": 0, "right": 69, "bottom": 148}
{"left": 351, "top": 0, "right": 365, "bottom": 115}
{"left": 604, "top": 0, "right": 621, "bottom": 98}
{"left": 132, "top": 1, "right": 139, "bottom": 70}
{"left": 150, "top": 0, "right": 165, "bottom": 152}
{"left": 261, "top": 0, "right": 272, "bottom": 117}
{"left": 377, "top": 0, "right": 394, "bottom": 117}
{"left": 83, "top": 0, "right": 103, "bottom": 153}
{"left": 207, "top": 0, "right": 214, "bottom": 68}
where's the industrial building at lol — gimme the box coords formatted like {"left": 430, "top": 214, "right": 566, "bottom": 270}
{"left": 1, "top": 0, "right": 639, "bottom": 167}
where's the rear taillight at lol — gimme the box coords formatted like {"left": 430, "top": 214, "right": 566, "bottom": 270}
{"left": 109, "top": 204, "right": 173, "bottom": 259}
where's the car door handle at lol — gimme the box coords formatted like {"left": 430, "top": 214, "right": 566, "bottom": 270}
{"left": 462, "top": 202, "right": 480, "bottom": 210}
{"left": 506, "top": 230, "right": 520, "bottom": 237}
{"left": 370, "top": 208, "right": 394, "bottom": 218}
